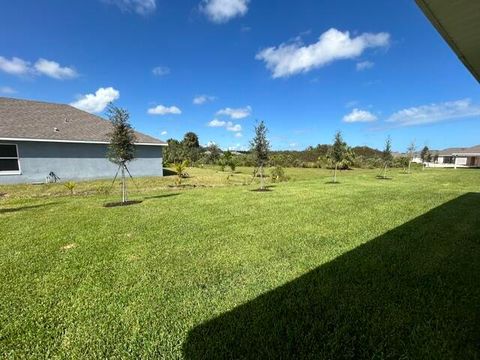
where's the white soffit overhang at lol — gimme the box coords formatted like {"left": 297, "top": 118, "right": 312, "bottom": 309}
{"left": 416, "top": 0, "right": 480, "bottom": 83}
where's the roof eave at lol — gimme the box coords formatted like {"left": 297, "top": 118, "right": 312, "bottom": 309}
{"left": 0, "top": 137, "right": 168, "bottom": 146}
{"left": 415, "top": 0, "right": 480, "bottom": 83}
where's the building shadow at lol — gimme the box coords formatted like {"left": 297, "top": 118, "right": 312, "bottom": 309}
{"left": 183, "top": 193, "right": 480, "bottom": 359}
{"left": 0, "top": 202, "right": 58, "bottom": 214}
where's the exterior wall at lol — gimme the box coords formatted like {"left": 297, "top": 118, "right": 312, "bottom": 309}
{"left": 455, "top": 157, "right": 467, "bottom": 166}
{"left": 437, "top": 156, "right": 445, "bottom": 164}
{"left": 0, "top": 140, "right": 163, "bottom": 184}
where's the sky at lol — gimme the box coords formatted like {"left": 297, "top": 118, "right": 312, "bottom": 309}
{"left": 1, "top": 0, "right": 479, "bottom": 151}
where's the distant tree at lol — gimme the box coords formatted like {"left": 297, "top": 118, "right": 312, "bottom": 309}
{"left": 222, "top": 151, "right": 236, "bottom": 172}
{"left": 381, "top": 136, "right": 393, "bottom": 179}
{"left": 420, "top": 146, "right": 431, "bottom": 170}
{"left": 407, "top": 140, "right": 416, "bottom": 173}
{"left": 164, "top": 139, "right": 185, "bottom": 165}
{"left": 107, "top": 105, "right": 137, "bottom": 203}
{"left": 395, "top": 156, "right": 410, "bottom": 173}
{"left": 250, "top": 120, "right": 270, "bottom": 190}
{"left": 204, "top": 143, "right": 221, "bottom": 164}
{"left": 182, "top": 132, "right": 201, "bottom": 163}
{"left": 327, "top": 131, "right": 348, "bottom": 183}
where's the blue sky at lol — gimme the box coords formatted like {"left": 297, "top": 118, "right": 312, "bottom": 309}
{"left": 1, "top": 0, "right": 479, "bottom": 151}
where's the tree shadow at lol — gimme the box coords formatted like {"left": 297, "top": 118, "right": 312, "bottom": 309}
{"left": 0, "top": 202, "right": 59, "bottom": 214}
{"left": 103, "top": 200, "right": 143, "bottom": 208}
{"left": 144, "top": 193, "right": 180, "bottom": 200}
{"left": 183, "top": 193, "right": 480, "bottom": 359}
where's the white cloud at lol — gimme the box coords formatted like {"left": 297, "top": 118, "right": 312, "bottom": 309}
{"left": 0, "top": 56, "right": 78, "bottom": 80}
{"left": 34, "top": 59, "right": 78, "bottom": 79}
{"left": 161, "top": 130, "right": 168, "bottom": 135}
{"left": 193, "top": 94, "right": 216, "bottom": 105}
{"left": 208, "top": 119, "right": 242, "bottom": 132}
{"left": 387, "top": 99, "right": 480, "bottom": 127}
{"left": 256, "top": 28, "right": 390, "bottom": 78}
{"left": 234, "top": 132, "right": 243, "bottom": 138}
{"left": 216, "top": 105, "right": 251, "bottom": 119}
{"left": 103, "top": 0, "right": 156, "bottom": 15}
{"left": 356, "top": 60, "right": 374, "bottom": 71}
{"left": 226, "top": 122, "right": 242, "bottom": 132}
{"left": 148, "top": 104, "right": 182, "bottom": 115}
{"left": 343, "top": 108, "right": 377, "bottom": 123}
{"left": 200, "top": 0, "right": 249, "bottom": 23}
{"left": 0, "top": 56, "right": 31, "bottom": 76}
{"left": 70, "top": 87, "right": 120, "bottom": 113}
{"left": 208, "top": 118, "right": 226, "bottom": 127}
{"left": 152, "top": 66, "right": 170, "bottom": 76}
{"left": 0, "top": 86, "right": 17, "bottom": 94}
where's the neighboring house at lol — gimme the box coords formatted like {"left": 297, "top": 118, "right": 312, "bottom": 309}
{"left": 424, "top": 145, "right": 480, "bottom": 168}
{"left": 0, "top": 97, "right": 166, "bottom": 184}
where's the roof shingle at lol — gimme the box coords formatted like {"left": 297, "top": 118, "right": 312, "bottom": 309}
{"left": 0, "top": 97, "right": 166, "bottom": 145}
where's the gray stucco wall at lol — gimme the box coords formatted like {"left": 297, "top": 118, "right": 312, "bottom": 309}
{"left": 0, "top": 140, "right": 163, "bottom": 184}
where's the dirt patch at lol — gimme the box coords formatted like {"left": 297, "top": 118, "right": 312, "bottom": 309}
{"left": 61, "top": 243, "right": 77, "bottom": 251}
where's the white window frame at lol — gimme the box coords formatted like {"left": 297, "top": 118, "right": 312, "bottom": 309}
{"left": 0, "top": 143, "right": 22, "bottom": 175}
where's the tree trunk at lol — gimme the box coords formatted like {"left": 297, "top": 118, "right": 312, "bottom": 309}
{"left": 260, "top": 164, "right": 265, "bottom": 190}
{"left": 408, "top": 160, "right": 411, "bottom": 174}
{"left": 383, "top": 164, "right": 388, "bottom": 179}
{"left": 121, "top": 164, "right": 127, "bottom": 203}
{"left": 333, "top": 163, "right": 338, "bottom": 183}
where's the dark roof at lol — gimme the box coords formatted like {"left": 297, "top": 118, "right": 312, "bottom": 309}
{"left": 416, "top": 0, "right": 480, "bottom": 83}
{"left": 438, "top": 145, "right": 480, "bottom": 156}
{"left": 437, "top": 147, "right": 465, "bottom": 156}
{"left": 453, "top": 145, "right": 480, "bottom": 155}
{"left": 0, "top": 97, "right": 166, "bottom": 145}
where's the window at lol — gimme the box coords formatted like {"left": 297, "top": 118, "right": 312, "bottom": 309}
{"left": 0, "top": 144, "right": 21, "bottom": 174}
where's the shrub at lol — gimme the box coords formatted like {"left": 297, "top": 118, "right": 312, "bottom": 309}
{"left": 270, "top": 166, "right": 288, "bottom": 183}
{"left": 96, "top": 185, "right": 111, "bottom": 196}
{"left": 173, "top": 160, "right": 189, "bottom": 185}
{"left": 64, "top": 181, "right": 76, "bottom": 195}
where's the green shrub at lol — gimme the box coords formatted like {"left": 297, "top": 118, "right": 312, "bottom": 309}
{"left": 270, "top": 166, "right": 288, "bottom": 183}
{"left": 64, "top": 181, "right": 76, "bottom": 195}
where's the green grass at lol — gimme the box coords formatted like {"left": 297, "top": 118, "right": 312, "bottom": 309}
{"left": 1, "top": 167, "right": 479, "bottom": 359}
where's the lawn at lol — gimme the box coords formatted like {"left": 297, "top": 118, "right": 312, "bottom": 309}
{"left": 1, "top": 167, "right": 479, "bottom": 359}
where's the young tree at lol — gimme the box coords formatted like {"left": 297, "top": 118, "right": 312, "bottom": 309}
{"left": 327, "top": 131, "right": 347, "bottom": 183}
{"left": 250, "top": 120, "right": 270, "bottom": 190}
{"left": 420, "top": 146, "right": 431, "bottom": 170}
{"left": 381, "top": 136, "right": 393, "bottom": 179}
{"left": 107, "top": 105, "right": 137, "bottom": 203}
{"left": 407, "top": 140, "right": 416, "bottom": 173}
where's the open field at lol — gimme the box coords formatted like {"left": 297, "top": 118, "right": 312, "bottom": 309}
{"left": 1, "top": 167, "right": 479, "bottom": 358}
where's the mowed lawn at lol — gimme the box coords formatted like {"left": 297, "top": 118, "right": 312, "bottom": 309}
{"left": 1, "top": 168, "right": 479, "bottom": 359}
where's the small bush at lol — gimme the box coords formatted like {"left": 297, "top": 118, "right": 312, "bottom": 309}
{"left": 96, "top": 185, "right": 111, "bottom": 196}
{"left": 270, "top": 166, "right": 288, "bottom": 183}
{"left": 64, "top": 181, "right": 76, "bottom": 195}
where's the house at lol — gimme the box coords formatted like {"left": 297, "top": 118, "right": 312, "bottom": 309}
{"left": 0, "top": 97, "right": 166, "bottom": 184}
{"left": 436, "top": 146, "right": 480, "bottom": 168}
{"left": 422, "top": 145, "right": 480, "bottom": 168}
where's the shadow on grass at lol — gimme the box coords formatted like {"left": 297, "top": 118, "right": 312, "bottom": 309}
{"left": 376, "top": 175, "right": 393, "bottom": 180}
{"left": 0, "top": 202, "right": 59, "bottom": 214}
{"left": 325, "top": 180, "right": 341, "bottom": 184}
{"left": 162, "top": 168, "right": 177, "bottom": 177}
{"left": 145, "top": 193, "right": 180, "bottom": 200}
{"left": 103, "top": 200, "right": 143, "bottom": 208}
{"left": 249, "top": 188, "right": 273, "bottom": 192}
{"left": 183, "top": 193, "right": 480, "bottom": 359}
